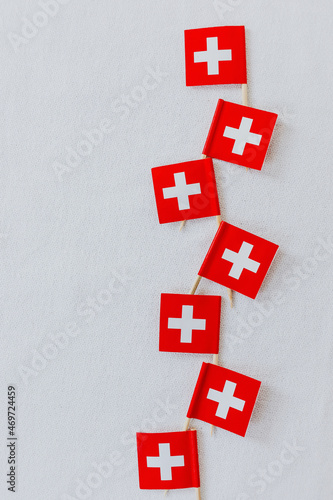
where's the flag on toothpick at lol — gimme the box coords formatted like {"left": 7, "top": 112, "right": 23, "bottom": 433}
{"left": 203, "top": 99, "right": 278, "bottom": 170}
{"left": 151, "top": 158, "right": 220, "bottom": 224}
{"left": 159, "top": 293, "right": 221, "bottom": 353}
{"left": 198, "top": 221, "right": 278, "bottom": 299}
{"left": 136, "top": 430, "right": 200, "bottom": 490}
{"left": 184, "top": 26, "right": 247, "bottom": 86}
{"left": 187, "top": 363, "right": 261, "bottom": 437}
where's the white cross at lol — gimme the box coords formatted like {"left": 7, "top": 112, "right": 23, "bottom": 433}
{"left": 207, "top": 381, "right": 245, "bottom": 419}
{"left": 194, "top": 37, "right": 232, "bottom": 75}
{"left": 168, "top": 305, "right": 206, "bottom": 343}
{"left": 223, "top": 117, "right": 262, "bottom": 155}
{"left": 146, "top": 443, "right": 185, "bottom": 481}
{"left": 162, "top": 172, "right": 201, "bottom": 211}
{"left": 222, "top": 241, "right": 260, "bottom": 280}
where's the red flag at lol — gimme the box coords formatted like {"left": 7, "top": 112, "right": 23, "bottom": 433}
{"left": 187, "top": 363, "right": 261, "bottom": 437}
{"left": 203, "top": 99, "right": 278, "bottom": 171}
{"left": 136, "top": 430, "right": 200, "bottom": 490}
{"left": 198, "top": 221, "right": 278, "bottom": 299}
{"left": 151, "top": 158, "right": 220, "bottom": 224}
{"left": 184, "top": 26, "right": 247, "bottom": 86}
{"left": 159, "top": 293, "right": 221, "bottom": 354}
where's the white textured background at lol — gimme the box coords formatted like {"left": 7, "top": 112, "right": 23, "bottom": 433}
{"left": 1, "top": 0, "right": 332, "bottom": 499}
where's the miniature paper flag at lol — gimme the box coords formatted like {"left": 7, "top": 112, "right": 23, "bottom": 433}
{"left": 151, "top": 158, "right": 220, "bottom": 224}
{"left": 198, "top": 221, "right": 278, "bottom": 299}
{"left": 136, "top": 430, "right": 200, "bottom": 490}
{"left": 159, "top": 293, "right": 221, "bottom": 354}
{"left": 187, "top": 363, "right": 261, "bottom": 437}
{"left": 184, "top": 26, "right": 247, "bottom": 86}
{"left": 203, "top": 99, "right": 278, "bottom": 171}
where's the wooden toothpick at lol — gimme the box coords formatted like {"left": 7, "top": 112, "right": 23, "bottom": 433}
{"left": 190, "top": 426, "right": 201, "bottom": 500}
{"left": 183, "top": 417, "right": 191, "bottom": 431}
{"left": 179, "top": 219, "right": 186, "bottom": 231}
{"left": 179, "top": 154, "right": 220, "bottom": 230}
{"left": 227, "top": 287, "right": 233, "bottom": 308}
{"left": 242, "top": 83, "right": 250, "bottom": 173}
{"left": 215, "top": 216, "right": 233, "bottom": 308}
{"left": 181, "top": 83, "right": 248, "bottom": 229}
{"left": 242, "top": 83, "right": 248, "bottom": 106}
{"left": 188, "top": 219, "right": 233, "bottom": 306}
{"left": 189, "top": 275, "right": 202, "bottom": 295}
{"left": 210, "top": 352, "right": 219, "bottom": 436}
{"left": 164, "top": 422, "right": 195, "bottom": 496}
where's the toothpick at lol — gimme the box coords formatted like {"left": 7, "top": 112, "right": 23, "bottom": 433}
{"left": 242, "top": 83, "right": 250, "bottom": 173}
{"left": 242, "top": 83, "right": 248, "bottom": 106}
{"left": 164, "top": 419, "right": 192, "bottom": 496}
{"left": 179, "top": 220, "right": 186, "bottom": 231}
{"left": 166, "top": 483, "right": 201, "bottom": 498}
{"left": 181, "top": 85, "right": 249, "bottom": 229}
{"left": 188, "top": 219, "right": 232, "bottom": 305}
{"left": 215, "top": 215, "right": 233, "bottom": 307}
{"left": 179, "top": 154, "right": 220, "bottom": 230}
{"left": 189, "top": 275, "right": 202, "bottom": 295}
{"left": 210, "top": 352, "right": 219, "bottom": 436}
{"left": 227, "top": 287, "right": 233, "bottom": 308}
{"left": 183, "top": 417, "right": 191, "bottom": 431}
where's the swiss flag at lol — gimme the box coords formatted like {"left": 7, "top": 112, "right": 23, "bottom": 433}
{"left": 184, "top": 26, "right": 247, "bottom": 86}
{"left": 198, "top": 221, "right": 278, "bottom": 299}
{"left": 136, "top": 430, "right": 200, "bottom": 490}
{"left": 187, "top": 363, "right": 261, "bottom": 437}
{"left": 203, "top": 99, "right": 278, "bottom": 171}
{"left": 151, "top": 158, "right": 220, "bottom": 224}
{"left": 159, "top": 293, "right": 221, "bottom": 354}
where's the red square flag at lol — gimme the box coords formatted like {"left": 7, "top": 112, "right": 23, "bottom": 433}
{"left": 203, "top": 99, "right": 278, "bottom": 170}
{"left": 159, "top": 293, "right": 221, "bottom": 354}
{"left": 136, "top": 430, "right": 200, "bottom": 490}
{"left": 151, "top": 158, "right": 220, "bottom": 224}
{"left": 198, "top": 221, "right": 278, "bottom": 299}
{"left": 187, "top": 363, "right": 261, "bottom": 437}
{"left": 185, "top": 26, "right": 247, "bottom": 86}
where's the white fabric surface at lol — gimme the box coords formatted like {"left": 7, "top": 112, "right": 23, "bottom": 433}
{"left": 1, "top": 0, "right": 333, "bottom": 499}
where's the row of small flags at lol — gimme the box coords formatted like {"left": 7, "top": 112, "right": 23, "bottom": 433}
{"left": 136, "top": 25, "right": 279, "bottom": 496}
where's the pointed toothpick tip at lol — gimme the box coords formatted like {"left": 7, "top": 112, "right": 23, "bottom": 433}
{"left": 227, "top": 288, "right": 233, "bottom": 308}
